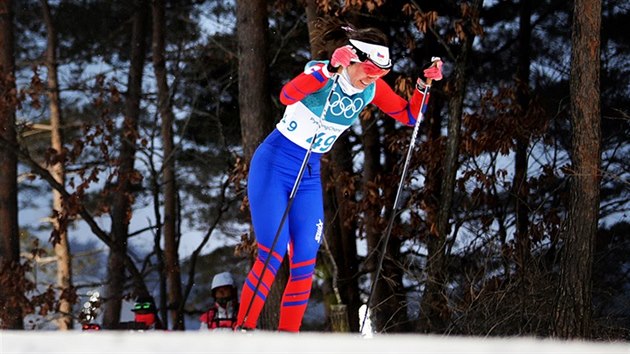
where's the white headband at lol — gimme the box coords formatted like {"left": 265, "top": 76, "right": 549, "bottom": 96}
{"left": 348, "top": 39, "right": 391, "bottom": 69}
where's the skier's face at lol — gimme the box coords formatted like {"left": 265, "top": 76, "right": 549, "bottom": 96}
{"left": 346, "top": 62, "right": 390, "bottom": 89}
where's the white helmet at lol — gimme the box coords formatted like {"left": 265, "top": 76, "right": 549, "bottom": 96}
{"left": 211, "top": 272, "right": 234, "bottom": 291}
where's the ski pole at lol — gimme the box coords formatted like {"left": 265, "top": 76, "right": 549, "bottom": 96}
{"left": 239, "top": 75, "right": 340, "bottom": 329}
{"left": 360, "top": 57, "right": 441, "bottom": 334}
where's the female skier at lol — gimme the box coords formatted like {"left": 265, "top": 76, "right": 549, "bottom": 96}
{"left": 236, "top": 18, "right": 443, "bottom": 332}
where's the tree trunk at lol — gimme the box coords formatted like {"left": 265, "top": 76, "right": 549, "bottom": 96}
{"left": 371, "top": 232, "right": 407, "bottom": 332}
{"left": 360, "top": 112, "right": 409, "bottom": 333}
{"left": 553, "top": 0, "right": 601, "bottom": 339}
{"left": 360, "top": 112, "right": 382, "bottom": 275}
{"left": 358, "top": 110, "right": 383, "bottom": 332}
{"left": 414, "top": 31, "right": 446, "bottom": 334}
{"left": 514, "top": 0, "right": 532, "bottom": 273}
{"left": 512, "top": 0, "right": 534, "bottom": 328}
{"left": 0, "top": 0, "right": 23, "bottom": 330}
{"left": 40, "top": 0, "right": 73, "bottom": 330}
{"left": 320, "top": 134, "right": 360, "bottom": 332}
{"left": 237, "top": 0, "right": 273, "bottom": 164}
{"left": 416, "top": 97, "right": 448, "bottom": 332}
{"left": 419, "top": 0, "right": 481, "bottom": 333}
{"left": 152, "top": 0, "right": 182, "bottom": 330}
{"left": 236, "top": 0, "right": 277, "bottom": 328}
{"left": 103, "top": 0, "right": 149, "bottom": 329}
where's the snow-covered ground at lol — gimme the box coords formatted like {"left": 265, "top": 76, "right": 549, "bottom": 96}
{"left": 1, "top": 331, "right": 628, "bottom": 354}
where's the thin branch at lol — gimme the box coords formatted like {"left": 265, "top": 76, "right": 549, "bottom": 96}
{"left": 0, "top": 135, "right": 150, "bottom": 295}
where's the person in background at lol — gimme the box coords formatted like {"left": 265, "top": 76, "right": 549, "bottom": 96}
{"left": 79, "top": 291, "right": 102, "bottom": 331}
{"left": 199, "top": 272, "right": 240, "bottom": 330}
{"left": 116, "top": 295, "right": 164, "bottom": 330}
{"left": 81, "top": 323, "right": 101, "bottom": 331}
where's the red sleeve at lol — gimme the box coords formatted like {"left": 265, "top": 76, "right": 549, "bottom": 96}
{"left": 370, "top": 78, "right": 430, "bottom": 126}
{"left": 279, "top": 63, "right": 332, "bottom": 106}
{"left": 199, "top": 309, "right": 215, "bottom": 324}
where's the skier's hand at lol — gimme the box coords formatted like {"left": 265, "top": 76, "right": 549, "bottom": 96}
{"left": 330, "top": 45, "right": 358, "bottom": 69}
{"left": 423, "top": 57, "right": 443, "bottom": 81}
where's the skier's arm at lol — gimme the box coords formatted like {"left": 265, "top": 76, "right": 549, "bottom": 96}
{"left": 370, "top": 78, "right": 428, "bottom": 126}
{"left": 371, "top": 58, "right": 443, "bottom": 126}
{"left": 279, "top": 62, "right": 333, "bottom": 105}
{"left": 199, "top": 309, "right": 214, "bottom": 330}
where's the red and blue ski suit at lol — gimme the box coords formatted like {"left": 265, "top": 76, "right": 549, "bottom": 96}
{"left": 236, "top": 61, "right": 429, "bottom": 332}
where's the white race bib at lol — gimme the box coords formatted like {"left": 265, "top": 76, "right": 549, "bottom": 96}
{"left": 276, "top": 102, "right": 351, "bottom": 153}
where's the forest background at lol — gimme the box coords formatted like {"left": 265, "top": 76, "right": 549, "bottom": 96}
{"left": 0, "top": 0, "right": 628, "bottom": 340}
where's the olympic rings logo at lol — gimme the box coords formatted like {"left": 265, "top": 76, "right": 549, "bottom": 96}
{"left": 329, "top": 92, "right": 364, "bottom": 119}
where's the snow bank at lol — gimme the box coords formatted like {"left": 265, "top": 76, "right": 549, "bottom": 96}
{"left": 1, "top": 331, "right": 628, "bottom": 354}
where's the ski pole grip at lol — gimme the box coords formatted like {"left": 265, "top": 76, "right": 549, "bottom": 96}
{"left": 426, "top": 56, "right": 441, "bottom": 86}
